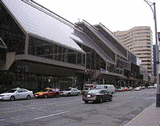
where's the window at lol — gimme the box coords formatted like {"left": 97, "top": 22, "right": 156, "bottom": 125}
{"left": 28, "top": 37, "right": 85, "bottom": 66}
{"left": 0, "top": 4, "right": 25, "bottom": 54}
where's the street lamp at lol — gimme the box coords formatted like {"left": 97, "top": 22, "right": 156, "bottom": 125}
{"left": 144, "top": 0, "right": 160, "bottom": 107}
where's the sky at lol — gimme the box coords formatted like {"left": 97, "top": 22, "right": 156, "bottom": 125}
{"left": 34, "top": 0, "right": 159, "bottom": 43}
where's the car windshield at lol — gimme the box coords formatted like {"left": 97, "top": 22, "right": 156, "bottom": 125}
{"left": 88, "top": 90, "right": 100, "bottom": 93}
{"left": 41, "top": 89, "right": 48, "bottom": 92}
{"left": 64, "top": 89, "right": 71, "bottom": 91}
{"left": 7, "top": 89, "right": 16, "bottom": 93}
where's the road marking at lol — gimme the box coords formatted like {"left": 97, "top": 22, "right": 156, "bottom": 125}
{"left": 34, "top": 111, "right": 70, "bottom": 120}
{"left": 32, "top": 107, "right": 48, "bottom": 111}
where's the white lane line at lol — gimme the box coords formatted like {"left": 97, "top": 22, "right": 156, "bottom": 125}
{"left": 34, "top": 111, "right": 70, "bottom": 120}
{"left": 32, "top": 107, "right": 48, "bottom": 111}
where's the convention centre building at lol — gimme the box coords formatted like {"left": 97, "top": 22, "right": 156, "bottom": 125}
{"left": 0, "top": 0, "right": 144, "bottom": 93}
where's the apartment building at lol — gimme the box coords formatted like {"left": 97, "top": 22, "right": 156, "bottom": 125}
{"left": 114, "top": 26, "right": 153, "bottom": 76}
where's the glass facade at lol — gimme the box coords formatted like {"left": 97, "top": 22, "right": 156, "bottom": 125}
{"left": 0, "top": 48, "right": 6, "bottom": 60}
{"left": 77, "top": 43, "right": 106, "bottom": 70}
{"left": 28, "top": 37, "right": 85, "bottom": 66}
{"left": 0, "top": 3, "right": 25, "bottom": 54}
{"left": 77, "top": 23, "right": 115, "bottom": 62}
{"left": 1, "top": 71, "right": 61, "bottom": 93}
{"left": 95, "top": 25, "right": 127, "bottom": 57}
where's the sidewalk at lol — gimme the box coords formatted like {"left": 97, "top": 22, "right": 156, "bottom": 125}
{"left": 124, "top": 102, "right": 160, "bottom": 126}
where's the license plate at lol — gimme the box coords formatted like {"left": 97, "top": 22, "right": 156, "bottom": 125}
{"left": 87, "top": 95, "right": 90, "bottom": 97}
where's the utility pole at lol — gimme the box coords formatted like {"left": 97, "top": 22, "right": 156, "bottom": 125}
{"left": 144, "top": 0, "right": 160, "bottom": 107}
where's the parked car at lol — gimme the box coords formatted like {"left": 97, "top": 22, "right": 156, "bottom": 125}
{"left": 34, "top": 88, "right": 60, "bottom": 98}
{"left": 0, "top": 87, "right": 33, "bottom": 101}
{"left": 128, "top": 87, "right": 133, "bottom": 91}
{"left": 61, "top": 88, "right": 81, "bottom": 96}
{"left": 134, "top": 87, "right": 141, "bottom": 91}
{"left": 82, "top": 89, "right": 112, "bottom": 104}
{"left": 154, "top": 84, "right": 157, "bottom": 89}
{"left": 116, "top": 87, "right": 125, "bottom": 92}
{"left": 95, "top": 84, "right": 116, "bottom": 94}
{"left": 148, "top": 85, "right": 154, "bottom": 89}
{"left": 141, "top": 86, "right": 146, "bottom": 89}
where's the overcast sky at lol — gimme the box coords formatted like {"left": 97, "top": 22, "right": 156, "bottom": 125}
{"left": 34, "top": 0, "right": 159, "bottom": 43}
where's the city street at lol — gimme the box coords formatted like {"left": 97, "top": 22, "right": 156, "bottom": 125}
{"left": 0, "top": 88, "right": 156, "bottom": 126}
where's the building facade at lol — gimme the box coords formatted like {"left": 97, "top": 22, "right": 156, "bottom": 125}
{"left": 0, "top": 0, "right": 144, "bottom": 93}
{"left": 114, "top": 26, "right": 153, "bottom": 77}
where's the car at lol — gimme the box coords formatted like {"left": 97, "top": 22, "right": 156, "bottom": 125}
{"left": 148, "top": 85, "right": 154, "bottom": 89}
{"left": 0, "top": 87, "right": 33, "bottom": 101}
{"left": 95, "top": 84, "right": 116, "bottom": 94}
{"left": 60, "top": 88, "right": 81, "bottom": 96}
{"left": 82, "top": 84, "right": 95, "bottom": 95}
{"left": 128, "top": 87, "right": 133, "bottom": 91}
{"left": 154, "top": 84, "right": 157, "bottom": 88}
{"left": 116, "top": 87, "right": 125, "bottom": 92}
{"left": 34, "top": 88, "right": 60, "bottom": 98}
{"left": 82, "top": 89, "right": 112, "bottom": 104}
{"left": 82, "top": 87, "right": 91, "bottom": 95}
{"left": 134, "top": 87, "right": 141, "bottom": 91}
{"left": 124, "top": 87, "right": 129, "bottom": 91}
{"left": 141, "top": 86, "right": 146, "bottom": 89}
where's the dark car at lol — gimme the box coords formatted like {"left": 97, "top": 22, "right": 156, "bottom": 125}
{"left": 34, "top": 88, "right": 60, "bottom": 98}
{"left": 82, "top": 89, "right": 112, "bottom": 104}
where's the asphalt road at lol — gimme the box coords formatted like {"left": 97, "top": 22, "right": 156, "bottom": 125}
{"left": 0, "top": 88, "right": 156, "bottom": 126}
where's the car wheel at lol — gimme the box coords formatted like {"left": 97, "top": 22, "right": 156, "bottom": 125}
{"left": 109, "top": 96, "right": 112, "bottom": 101}
{"left": 68, "top": 93, "right": 71, "bottom": 97}
{"left": 44, "top": 95, "right": 48, "bottom": 98}
{"left": 26, "top": 95, "right": 31, "bottom": 100}
{"left": 10, "top": 96, "right": 15, "bottom": 101}
{"left": 85, "top": 101, "right": 88, "bottom": 104}
{"left": 77, "top": 92, "right": 80, "bottom": 96}
{"left": 99, "top": 97, "right": 103, "bottom": 103}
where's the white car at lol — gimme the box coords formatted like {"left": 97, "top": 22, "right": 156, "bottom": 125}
{"left": 134, "top": 87, "right": 141, "bottom": 91}
{"left": 95, "top": 84, "right": 116, "bottom": 94}
{"left": 61, "top": 88, "right": 81, "bottom": 96}
{"left": 154, "top": 84, "right": 157, "bottom": 88}
{"left": 0, "top": 88, "right": 34, "bottom": 101}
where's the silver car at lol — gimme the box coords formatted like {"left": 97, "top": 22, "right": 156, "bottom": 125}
{"left": 0, "top": 88, "right": 34, "bottom": 101}
{"left": 61, "top": 88, "right": 81, "bottom": 96}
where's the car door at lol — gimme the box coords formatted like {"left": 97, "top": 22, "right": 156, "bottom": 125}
{"left": 71, "top": 88, "right": 76, "bottom": 95}
{"left": 21, "top": 89, "right": 29, "bottom": 99}
{"left": 48, "top": 89, "right": 54, "bottom": 97}
{"left": 70, "top": 88, "right": 74, "bottom": 95}
{"left": 100, "top": 90, "right": 106, "bottom": 101}
{"left": 102, "top": 90, "right": 109, "bottom": 101}
{"left": 16, "top": 89, "right": 23, "bottom": 99}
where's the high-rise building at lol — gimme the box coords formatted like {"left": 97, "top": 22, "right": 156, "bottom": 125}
{"left": 114, "top": 26, "right": 153, "bottom": 76}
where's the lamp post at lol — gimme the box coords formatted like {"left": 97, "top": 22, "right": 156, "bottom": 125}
{"left": 144, "top": 0, "right": 160, "bottom": 107}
